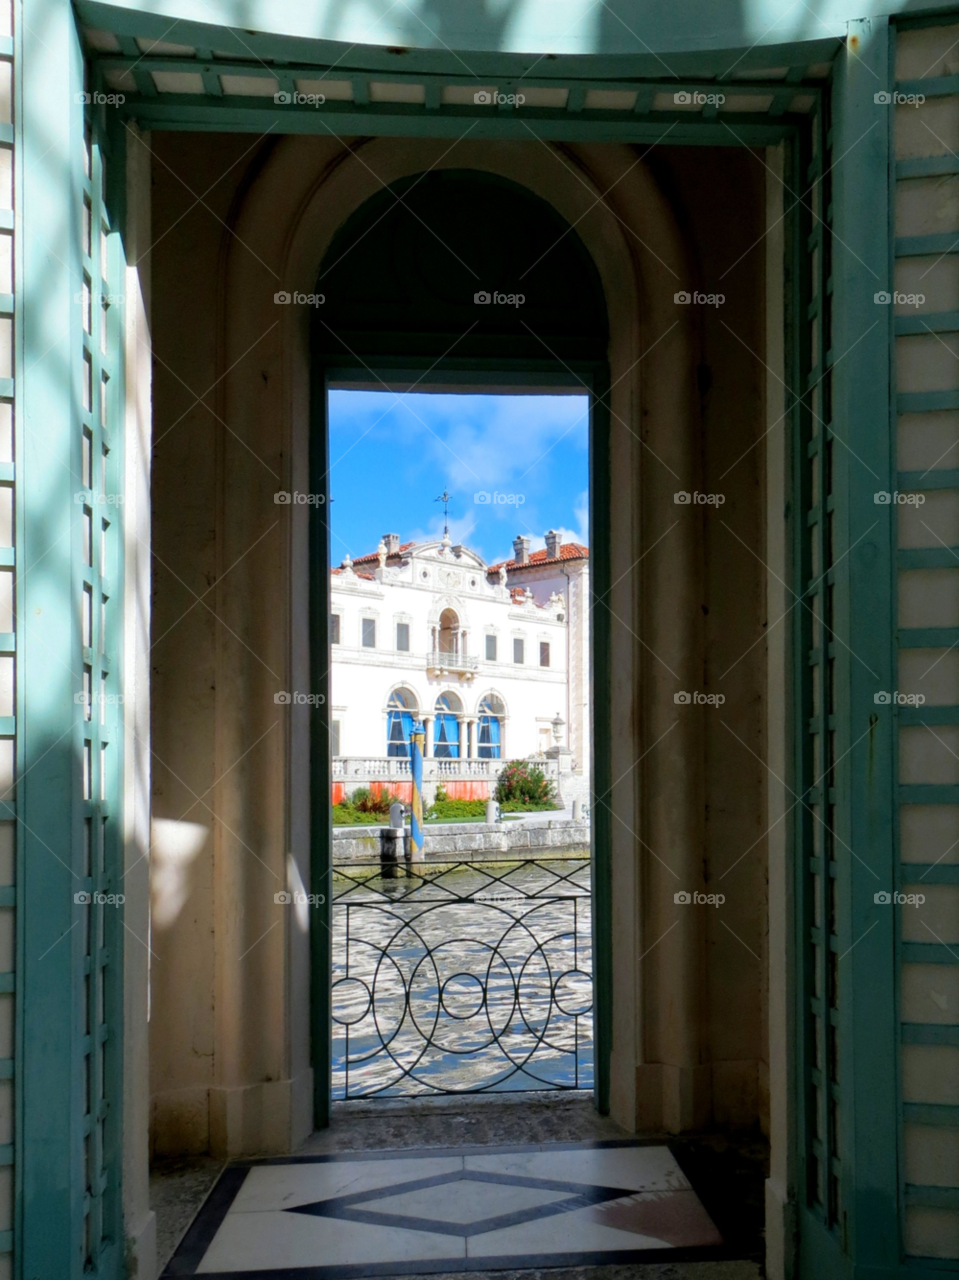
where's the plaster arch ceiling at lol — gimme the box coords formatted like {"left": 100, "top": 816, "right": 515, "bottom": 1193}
{"left": 313, "top": 166, "right": 609, "bottom": 365}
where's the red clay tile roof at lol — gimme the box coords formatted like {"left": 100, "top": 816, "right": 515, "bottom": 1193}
{"left": 348, "top": 541, "right": 417, "bottom": 567}
{"left": 331, "top": 567, "right": 376, "bottom": 580}
{"left": 488, "top": 543, "right": 589, "bottom": 574}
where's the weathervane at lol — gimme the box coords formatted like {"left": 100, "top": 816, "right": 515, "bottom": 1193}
{"left": 435, "top": 489, "right": 452, "bottom": 538}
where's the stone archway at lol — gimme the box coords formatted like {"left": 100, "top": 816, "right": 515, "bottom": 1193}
{"left": 149, "top": 132, "right": 769, "bottom": 1156}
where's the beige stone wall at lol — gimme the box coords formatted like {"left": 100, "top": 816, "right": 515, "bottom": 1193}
{"left": 148, "top": 134, "right": 772, "bottom": 1158}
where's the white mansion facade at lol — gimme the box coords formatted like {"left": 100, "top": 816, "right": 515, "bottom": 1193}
{"left": 330, "top": 529, "right": 589, "bottom": 797}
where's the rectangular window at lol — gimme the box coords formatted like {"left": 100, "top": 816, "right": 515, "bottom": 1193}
{"left": 331, "top": 613, "right": 340, "bottom": 644}
{"left": 540, "top": 642, "right": 550, "bottom": 667}
{"left": 513, "top": 637, "right": 524, "bottom": 664}
{"left": 331, "top": 720, "right": 341, "bottom": 756}
{"left": 396, "top": 622, "right": 410, "bottom": 652}
{"left": 362, "top": 618, "right": 376, "bottom": 648}
{"left": 485, "top": 634, "right": 497, "bottom": 661}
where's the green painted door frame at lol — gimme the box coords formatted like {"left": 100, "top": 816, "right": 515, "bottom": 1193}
{"left": 18, "top": 4, "right": 127, "bottom": 1278}
{"left": 20, "top": 3, "right": 933, "bottom": 1275}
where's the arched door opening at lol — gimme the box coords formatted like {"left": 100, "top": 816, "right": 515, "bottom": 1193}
{"left": 317, "top": 167, "right": 606, "bottom": 1108}
{"left": 437, "top": 608, "right": 459, "bottom": 656}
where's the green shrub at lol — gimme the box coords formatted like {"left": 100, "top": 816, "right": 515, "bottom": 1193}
{"left": 332, "top": 804, "right": 384, "bottom": 826}
{"left": 349, "top": 786, "right": 402, "bottom": 816}
{"left": 428, "top": 798, "right": 488, "bottom": 821}
{"left": 494, "top": 760, "right": 558, "bottom": 807}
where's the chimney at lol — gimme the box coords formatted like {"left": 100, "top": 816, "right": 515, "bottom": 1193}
{"left": 545, "top": 529, "right": 562, "bottom": 560}
{"left": 513, "top": 535, "right": 530, "bottom": 565}
{"left": 383, "top": 533, "right": 400, "bottom": 555}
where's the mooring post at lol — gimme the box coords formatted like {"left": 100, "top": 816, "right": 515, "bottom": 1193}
{"left": 410, "top": 720, "right": 425, "bottom": 864}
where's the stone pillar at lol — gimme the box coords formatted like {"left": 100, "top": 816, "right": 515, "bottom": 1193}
{"left": 466, "top": 717, "right": 478, "bottom": 760}
{"left": 422, "top": 715, "right": 433, "bottom": 758}
{"left": 457, "top": 716, "right": 467, "bottom": 760}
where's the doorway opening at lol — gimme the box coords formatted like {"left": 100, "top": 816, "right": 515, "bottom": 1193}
{"left": 326, "top": 387, "right": 594, "bottom": 1099}
{"left": 309, "top": 166, "right": 612, "bottom": 1121}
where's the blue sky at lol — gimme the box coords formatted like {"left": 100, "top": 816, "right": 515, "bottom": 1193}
{"left": 326, "top": 391, "right": 589, "bottom": 567}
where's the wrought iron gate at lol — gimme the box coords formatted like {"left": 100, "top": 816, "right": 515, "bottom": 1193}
{"left": 332, "top": 857, "right": 592, "bottom": 1098}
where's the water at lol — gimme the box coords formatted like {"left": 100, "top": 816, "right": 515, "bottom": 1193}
{"left": 331, "top": 858, "right": 593, "bottom": 1098}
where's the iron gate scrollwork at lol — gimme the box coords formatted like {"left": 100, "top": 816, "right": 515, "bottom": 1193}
{"left": 331, "top": 858, "right": 593, "bottom": 1097}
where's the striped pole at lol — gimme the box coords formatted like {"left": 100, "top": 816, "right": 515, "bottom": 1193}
{"left": 410, "top": 720, "right": 425, "bottom": 862}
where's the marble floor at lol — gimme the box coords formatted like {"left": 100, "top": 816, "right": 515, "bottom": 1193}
{"left": 161, "top": 1140, "right": 729, "bottom": 1278}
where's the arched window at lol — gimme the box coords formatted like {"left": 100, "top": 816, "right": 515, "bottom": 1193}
{"left": 386, "top": 689, "right": 417, "bottom": 758}
{"left": 477, "top": 693, "right": 504, "bottom": 759}
{"left": 438, "top": 607, "right": 459, "bottom": 655}
{"left": 433, "top": 692, "right": 461, "bottom": 758}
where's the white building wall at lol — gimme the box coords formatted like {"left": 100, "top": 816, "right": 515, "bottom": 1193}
{"left": 330, "top": 536, "right": 576, "bottom": 764}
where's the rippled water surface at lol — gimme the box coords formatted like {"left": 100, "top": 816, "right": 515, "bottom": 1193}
{"left": 331, "top": 858, "right": 593, "bottom": 1098}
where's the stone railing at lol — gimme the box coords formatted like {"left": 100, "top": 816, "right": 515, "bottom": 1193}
{"left": 333, "top": 756, "right": 560, "bottom": 781}
{"left": 426, "top": 650, "right": 479, "bottom": 675}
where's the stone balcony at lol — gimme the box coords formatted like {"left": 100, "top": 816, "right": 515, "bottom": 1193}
{"left": 425, "top": 649, "right": 479, "bottom": 679}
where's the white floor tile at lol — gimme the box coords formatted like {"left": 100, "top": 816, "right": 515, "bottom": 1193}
{"left": 464, "top": 1145, "right": 688, "bottom": 1193}
{"left": 466, "top": 1201, "right": 671, "bottom": 1257}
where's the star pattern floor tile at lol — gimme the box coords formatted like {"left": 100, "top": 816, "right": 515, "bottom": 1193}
{"left": 162, "top": 1140, "right": 726, "bottom": 1278}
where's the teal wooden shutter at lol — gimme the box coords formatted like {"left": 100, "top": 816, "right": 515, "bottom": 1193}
{"left": 19, "top": 8, "right": 125, "bottom": 1274}
{"left": 890, "top": 14, "right": 959, "bottom": 1267}
{"left": 796, "top": 19, "right": 902, "bottom": 1278}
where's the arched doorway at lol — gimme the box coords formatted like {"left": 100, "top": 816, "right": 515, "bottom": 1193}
{"left": 311, "top": 165, "right": 611, "bottom": 1117}
{"left": 437, "top": 607, "right": 459, "bottom": 656}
